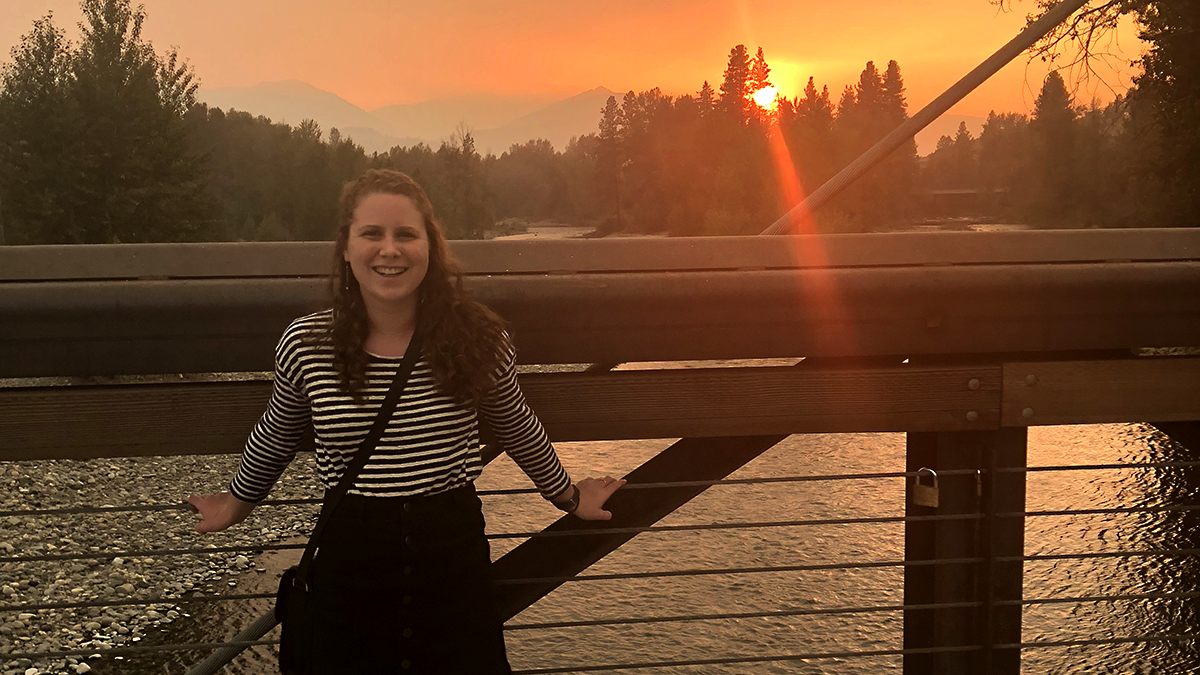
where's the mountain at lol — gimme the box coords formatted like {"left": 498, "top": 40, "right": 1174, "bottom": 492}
{"left": 914, "top": 114, "right": 987, "bottom": 156}
{"left": 198, "top": 80, "right": 406, "bottom": 138}
{"left": 473, "top": 87, "right": 616, "bottom": 154}
{"left": 337, "top": 127, "right": 425, "bottom": 155}
{"left": 197, "top": 80, "right": 613, "bottom": 155}
{"left": 370, "top": 94, "right": 558, "bottom": 145}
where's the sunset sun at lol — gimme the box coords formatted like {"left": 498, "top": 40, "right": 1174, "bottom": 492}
{"left": 752, "top": 86, "right": 778, "bottom": 109}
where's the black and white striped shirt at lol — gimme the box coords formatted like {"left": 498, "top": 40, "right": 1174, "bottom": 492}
{"left": 229, "top": 310, "right": 572, "bottom": 503}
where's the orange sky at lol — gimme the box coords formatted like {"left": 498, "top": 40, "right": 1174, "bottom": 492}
{"left": 2, "top": 0, "right": 1144, "bottom": 116}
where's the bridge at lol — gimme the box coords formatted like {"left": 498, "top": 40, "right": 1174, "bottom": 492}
{"left": 2, "top": 228, "right": 1199, "bottom": 673}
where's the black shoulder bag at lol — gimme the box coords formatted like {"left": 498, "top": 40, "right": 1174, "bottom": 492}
{"left": 276, "top": 333, "right": 423, "bottom": 675}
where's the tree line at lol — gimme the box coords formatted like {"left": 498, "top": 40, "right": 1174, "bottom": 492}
{"left": 1, "top": 0, "right": 1195, "bottom": 244}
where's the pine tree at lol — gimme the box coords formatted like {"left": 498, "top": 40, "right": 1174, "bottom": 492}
{"left": 1025, "top": 71, "right": 1078, "bottom": 224}
{"left": 749, "top": 47, "right": 772, "bottom": 94}
{"left": 595, "top": 95, "right": 622, "bottom": 224}
{"left": 719, "top": 44, "right": 751, "bottom": 122}
{"left": 881, "top": 60, "right": 908, "bottom": 125}
{"left": 855, "top": 61, "right": 885, "bottom": 116}
{"left": 697, "top": 80, "right": 715, "bottom": 117}
{"left": 797, "top": 77, "right": 834, "bottom": 132}
{"left": 836, "top": 85, "right": 856, "bottom": 119}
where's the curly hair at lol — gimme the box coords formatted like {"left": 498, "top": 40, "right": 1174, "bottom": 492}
{"left": 325, "top": 169, "right": 508, "bottom": 405}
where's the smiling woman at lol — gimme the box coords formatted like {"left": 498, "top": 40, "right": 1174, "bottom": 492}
{"left": 342, "top": 193, "right": 431, "bottom": 355}
{"left": 187, "top": 169, "right": 626, "bottom": 674}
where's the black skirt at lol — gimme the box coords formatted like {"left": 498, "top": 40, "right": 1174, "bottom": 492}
{"left": 306, "top": 483, "right": 511, "bottom": 674}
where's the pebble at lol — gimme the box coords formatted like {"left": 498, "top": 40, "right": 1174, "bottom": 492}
{"left": 0, "top": 453, "right": 321, "bottom": 674}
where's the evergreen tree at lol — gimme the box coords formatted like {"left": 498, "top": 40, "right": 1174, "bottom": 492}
{"left": 1024, "top": 71, "right": 1078, "bottom": 224}
{"left": 836, "top": 85, "right": 857, "bottom": 119}
{"left": 1137, "top": 0, "right": 1200, "bottom": 224}
{"left": 719, "top": 44, "right": 751, "bottom": 122}
{"left": 796, "top": 77, "right": 834, "bottom": 133}
{"left": 69, "top": 0, "right": 210, "bottom": 243}
{"left": 697, "top": 80, "right": 715, "bottom": 117}
{"left": 1018, "top": 0, "right": 1200, "bottom": 227}
{"left": 0, "top": 14, "right": 79, "bottom": 244}
{"left": 854, "top": 61, "right": 885, "bottom": 116}
{"left": 595, "top": 95, "right": 622, "bottom": 224}
{"left": 749, "top": 47, "right": 772, "bottom": 94}
{"left": 881, "top": 60, "right": 908, "bottom": 124}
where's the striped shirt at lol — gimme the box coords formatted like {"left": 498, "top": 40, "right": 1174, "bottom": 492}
{"left": 229, "top": 310, "right": 572, "bottom": 503}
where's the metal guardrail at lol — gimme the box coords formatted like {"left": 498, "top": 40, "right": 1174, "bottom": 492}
{"left": 4, "top": 459, "right": 1199, "bottom": 673}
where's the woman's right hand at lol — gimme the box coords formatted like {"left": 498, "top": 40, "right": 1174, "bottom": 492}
{"left": 187, "top": 492, "right": 257, "bottom": 534}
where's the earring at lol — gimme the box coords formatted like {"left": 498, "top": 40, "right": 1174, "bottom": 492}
{"left": 343, "top": 263, "right": 351, "bottom": 291}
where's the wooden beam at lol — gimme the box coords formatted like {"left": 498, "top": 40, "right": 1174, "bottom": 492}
{"left": 490, "top": 434, "right": 783, "bottom": 620}
{"left": 1001, "top": 358, "right": 1200, "bottom": 426}
{"left": 0, "top": 363, "right": 1002, "bottom": 461}
{"left": 2, "top": 228, "right": 1198, "bottom": 281}
{"left": 4, "top": 261, "right": 1198, "bottom": 377}
{"left": 904, "top": 428, "right": 1026, "bottom": 675}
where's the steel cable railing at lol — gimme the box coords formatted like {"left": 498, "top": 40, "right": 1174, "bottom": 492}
{"left": 8, "top": 505, "right": 1200, "bottom": 566}
{"left": 8, "top": 459, "right": 1198, "bottom": 519}
{"left": 4, "top": 463, "right": 1199, "bottom": 672}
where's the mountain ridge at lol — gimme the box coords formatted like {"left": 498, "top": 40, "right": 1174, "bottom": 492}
{"left": 197, "top": 81, "right": 617, "bottom": 155}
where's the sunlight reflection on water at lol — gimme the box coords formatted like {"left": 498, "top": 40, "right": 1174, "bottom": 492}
{"left": 127, "top": 423, "right": 1198, "bottom": 674}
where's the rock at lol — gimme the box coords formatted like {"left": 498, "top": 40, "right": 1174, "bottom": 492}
{"left": 75, "top": 665, "right": 92, "bottom": 674}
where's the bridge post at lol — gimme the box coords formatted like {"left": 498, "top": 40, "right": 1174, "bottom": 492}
{"left": 904, "top": 428, "right": 1026, "bottom": 674}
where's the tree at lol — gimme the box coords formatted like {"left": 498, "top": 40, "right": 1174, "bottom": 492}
{"left": 595, "top": 95, "right": 623, "bottom": 224}
{"left": 69, "top": 0, "right": 210, "bottom": 243}
{"left": 0, "top": 14, "right": 79, "bottom": 244}
{"left": 1024, "top": 71, "right": 1079, "bottom": 223}
{"left": 749, "top": 47, "right": 773, "bottom": 94}
{"left": 855, "top": 61, "right": 885, "bottom": 117}
{"left": 881, "top": 60, "right": 908, "bottom": 124}
{"left": 697, "top": 80, "right": 715, "bottom": 117}
{"left": 719, "top": 44, "right": 751, "bottom": 122}
{"left": 0, "top": 0, "right": 213, "bottom": 244}
{"left": 1008, "top": 0, "right": 1199, "bottom": 226}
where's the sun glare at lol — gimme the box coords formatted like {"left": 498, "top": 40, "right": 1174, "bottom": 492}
{"left": 752, "top": 86, "right": 778, "bottom": 110}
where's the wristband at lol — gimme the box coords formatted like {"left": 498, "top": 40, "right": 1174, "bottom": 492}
{"left": 552, "top": 484, "right": 580, "bottom": 513}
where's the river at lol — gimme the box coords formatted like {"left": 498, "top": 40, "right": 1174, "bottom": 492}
{"left": 89, "top": 422, "right": 1198, "bottom": 674}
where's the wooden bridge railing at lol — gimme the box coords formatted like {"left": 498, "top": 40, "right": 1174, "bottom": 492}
{"left": 2, "top": 228, "right": 1199, "bottom": 673}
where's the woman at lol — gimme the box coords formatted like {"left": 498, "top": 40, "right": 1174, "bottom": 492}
{"left": 189, "top": 169, "right": 625, "bottom": 673}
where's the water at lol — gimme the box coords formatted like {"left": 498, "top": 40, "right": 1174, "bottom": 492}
{"left": 95, "top": 422, "right": 1198, "bottom": 674}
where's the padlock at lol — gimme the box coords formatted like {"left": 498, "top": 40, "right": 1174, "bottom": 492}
{"left": 912, "top": 467, "right": 939, "bottom": 508}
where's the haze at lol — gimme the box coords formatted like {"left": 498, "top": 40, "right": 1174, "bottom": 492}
{"left": 2, "top": 0, "right": 1142, "bottom": 118}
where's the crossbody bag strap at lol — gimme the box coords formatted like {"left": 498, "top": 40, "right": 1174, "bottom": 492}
{"left": 294, "top": 331, "right": 423, "bottom": 583}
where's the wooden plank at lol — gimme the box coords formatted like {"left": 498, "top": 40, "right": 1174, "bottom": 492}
{"left": 0, "top": 364, "right": 1002, "bottom": 461}
{"left": 3, "top": 261, "right": 1198, "bottom": 377}
{"left": 3, "top": 228, "right": 1199, "bottom": 281}
{"left": 520, "top": 364, "right": 1001, "bottom": 438}
{"left": 1001, "top": 358, "right": 1200, "bottom": 426}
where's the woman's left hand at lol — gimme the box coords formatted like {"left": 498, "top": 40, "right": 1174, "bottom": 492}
{"left": 572, "top": 476, "right": 627, "bottom": 521}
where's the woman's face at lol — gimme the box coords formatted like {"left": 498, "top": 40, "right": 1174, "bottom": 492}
{"left": 343, "top": 192, "right": 431, "bottom": 310}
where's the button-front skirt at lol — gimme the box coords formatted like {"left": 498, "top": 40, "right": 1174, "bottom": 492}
{"left": 306, "top": 484, "right": 511, "bottom": 674}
